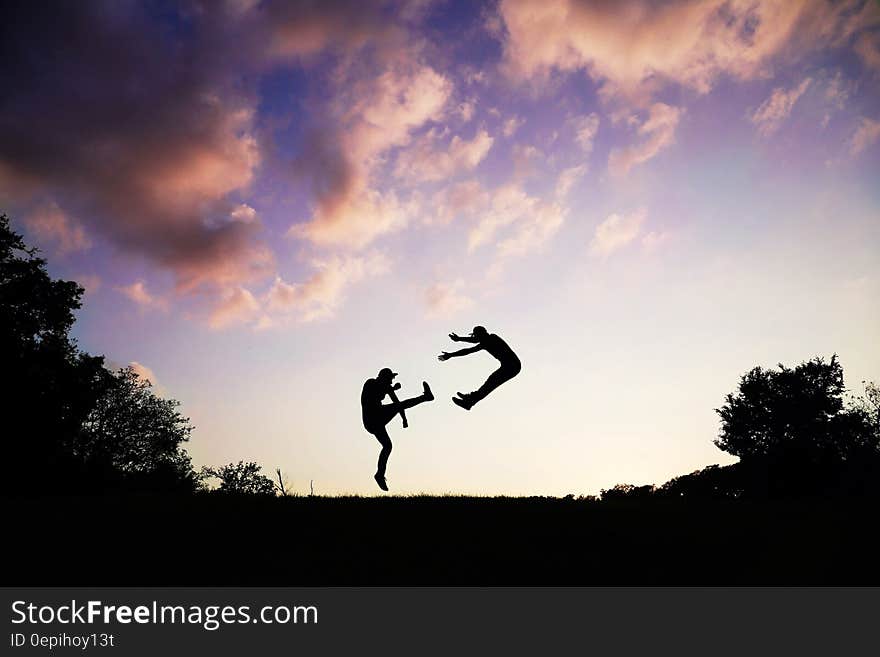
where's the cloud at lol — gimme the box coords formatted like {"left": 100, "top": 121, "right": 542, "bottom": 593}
{"left": 496, "top": 202, "right": 566, "bottom": 259}
{"left": 230, "top": 204, "right": 258, "bottom": 223}
{"left": 209, "top": 286, "right": 261, "bottom": 329}
{"left": 569, "top": 113, "right": 600, "bottom": 152}
{"left": 264, "top": 0, "right": 402, "bottom": 60}
{"left": 457, "top": 100, "right": 476, "bottom": 122}
{"left": 24, "top": 202, "right": 90, "bottom": 254}
{"left": 590, "top": 208, "right": 648, "bottom": 257}
{"left": 128, "top": 361, "right": 168, "bottom": 396}
{"left": 128, "top": 361, "right": 157, "bottom": 384}
{"left": 425, "top": 280, "right": 474, "bottom": 318}
{"left": 497, "top": 0, "right": 877, "bottom": 101}
{"left": 502, "top": 116, "right": 526, "bottom": 137}
{"left": 76, "top": 274, "right": 102, "bottom": 295}
{"left": 430, "top": 180, "right": 490, "bottom": 225}
{"left": 849, "top": 117, "right": 880, "bottom": 156}
{"left": 117, "top": 281, "right": 168, "bottom": 311}
{"left": 264, "top": 252, "right": 390, "bottom": 323}
{"left": 395, "top": 128, "right": 494, "bottom": 183}
{"left": 555, "top": 164, "right": 587, "bottom": 199}
{"left": 608, "top": 103, "right": 681, "bottom": 176}
{"left": 468, "top": 183, "right": 537, "bottom": 250}
{"left": 468, "top": 182, "right": 567, "bottom": 265}
{"left": 640, "top": 230, "right": 670, "bottom": 253}
{"left": 749, "top": 78, "right": 812, "bottom": 136}
{"left": 511, "top": 144, "right": 543, "bottom": 181}
{"left": 0, "top": 3, "right": 272, "bottom": 292}
{"left": 292, "top": 65, "right": 453, "bottom": 248}
{"left": 855, "top": 32, "right": 880, "bottom": 72}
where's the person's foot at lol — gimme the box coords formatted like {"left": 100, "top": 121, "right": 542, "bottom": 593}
{"left": 452, "top": 396, "right": 473, "bottom": 411}
{"left": 422, "top": 381, "right": 434, "bottom": 401}
{"left": 374, "top": 473, "right": 388, "bottom": 491}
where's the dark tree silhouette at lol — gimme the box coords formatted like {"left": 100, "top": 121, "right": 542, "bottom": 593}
{"left": 74, "top": 366, "right": 199, "bottom": 492}
{"left": 0, "top": 214, "right": 109, "bottom": 493}
{"left": 715, "top": 356, "right": 879, "bottom": 465}
{"left": 599, "top": 483, "right": 655, "bottom": 501}
{"left": 1, "top": 214, "right": 200, "bottom": 494}
{"left": 658, "top": 464, "right": 744, "bottom": 499}
{"left": 201, "top": 461, "right": 277, "bottom": 496}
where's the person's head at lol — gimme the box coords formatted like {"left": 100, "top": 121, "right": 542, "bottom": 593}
{"left": 471, "top": 325, "right": 488, "bottom": 340}
{"left": 377, "top": 367, "right": 398, "bottom": 385}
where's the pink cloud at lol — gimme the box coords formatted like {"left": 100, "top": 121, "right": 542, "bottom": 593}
{"left": 849, "top": 117, "right": 880, "bottom": 156}
{"left": 608, "top": 104, "right": 681, "bottom": 176}
{"left": 468, "top": 183, "right": 536, "bottom": 250}
{"left": 457, "top": 100, "right": 477, "bottom": 122}
{"left": 128, "top": 361, "right": 168, "bottom": 396}
{"left": 264, "top": 252, "right": 390, "bottom": 324}
{"left": 497, "top": 0, "right": 875, "bottom": 101}
{"left": 749, "top": 78, "right": 812, "bottom": 137}
{"left": 854, "top": 32, "right": 880, "bottom": 72}
{"left": 24, "top": 202, "right": 90, "bottom": 255}
{"left": 425, "top": 280, "right": 474, "bottom": 318}
{"left": 467, "top": 182, "right": 568, "bottom": 267}
{"left": 430, "top": 180, "right": 491, "bottom": 225}
{"left": 208, "top": 286, "right": 261, "bottom": 329}
{"left": 555, "top": 164, "right": 587, "bottom": 199}
{"left": 502, "top": 116, "right": 526, "bottom": 137}
{"left": 117, "top": 281, "right": 168, "bottom": 311}
{"left": 291, "top": 65, "right": 453, "bottom": 248}
{"left": 496, "top": 202, "right": 566, "bottom": 259}
{"left": 0, "top": 4, "right": 271, "bottom": 295}
{"left": 569, "top": 113, "right": 600, "bottom": 152}
{"left": 590, "top": 208, "right": 648, "bottom": 257}
{"left": 128, "top": 361, "right": 158, "bottom": 384}
{"left": 76, "top": 274, "right": 102, "bottom": 295}
{"left": 395, "top": 128, "right": 494, "bottom": 183}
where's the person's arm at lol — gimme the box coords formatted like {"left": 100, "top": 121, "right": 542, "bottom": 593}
{"left": 449, "top": 332, "right": 479, "bottom": 343}
{"left": 438, "top": 345, "right": 482, "bottom": 361}
{"left": 387, "top": 382, "right": 408, "bottom": 428}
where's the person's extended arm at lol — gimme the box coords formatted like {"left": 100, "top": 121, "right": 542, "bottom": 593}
{"left": 448, "top": 332, "right": 479, "bottom": 343}
{"left": 438, "top": 345, "right": 482, "bottom": 361}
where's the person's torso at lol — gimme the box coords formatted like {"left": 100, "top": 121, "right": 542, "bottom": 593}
{"left": 482, "top": 334, "right": 519, "bottom": 365}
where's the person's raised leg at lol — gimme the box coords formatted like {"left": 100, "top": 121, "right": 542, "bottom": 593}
{"left": 392, "top": 382, "right": 435, "bottom": 415}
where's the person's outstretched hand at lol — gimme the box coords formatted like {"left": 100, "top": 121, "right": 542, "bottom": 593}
{"left": 448, "top": 332, "right": 461, "bottom": 342}
{"left": 438, "top": 352, "right": 451, "bottom": 361}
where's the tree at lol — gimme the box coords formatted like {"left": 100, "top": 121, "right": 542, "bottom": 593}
{"left": 201, "top": 461, "right": 277, "bottom": 496}
{"left": 600, "top": 483, "right": 655, "bottom": 501}
{"left": 1, "top": 214, "right": 199, "bottom": 494}
{"left": 715, "top": 356, "right": 879, "bottom": 464}
{"left": 75, "top": 366, "right": 199, "bottom": 492}
{"left": 0, "top": 214, "right": 109, "bottom": 493}
{"left": 713, "top": 356, "right": 880, "bottom": 497}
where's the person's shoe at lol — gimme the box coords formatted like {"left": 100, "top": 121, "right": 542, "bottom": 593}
{"left": 452, "top": 396, "right": 472, "bottom": 411}
{"left": 374, "top": 473, "right": 389, "bottom": 491}
{"left": 422, "top": 381, "right": 434, "bottom": 401}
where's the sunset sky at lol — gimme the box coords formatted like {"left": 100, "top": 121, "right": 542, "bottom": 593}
{"left": 2, "top": 0, "right": 879, "bottom": 495}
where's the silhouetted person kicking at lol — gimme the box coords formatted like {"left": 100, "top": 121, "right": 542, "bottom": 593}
{"left": 438, "top": 326, "right": 521, "bottom": 410}
{"left": 362, "top": 368, "right": 434, "bottom": 491}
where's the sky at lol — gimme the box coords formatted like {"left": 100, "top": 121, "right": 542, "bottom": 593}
{"left": 2, "top": 0, "right": 879, "bottom": 495}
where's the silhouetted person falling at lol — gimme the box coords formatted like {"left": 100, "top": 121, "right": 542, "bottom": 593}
{"left": 438, "top": 326, "right": 521, "bottom": 410}
{"left": 362, "top": 368, "right": 434, "bottom": 491}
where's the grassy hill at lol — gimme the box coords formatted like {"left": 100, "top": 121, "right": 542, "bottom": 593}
{"left": 5, "top": 494, "right": 879, "bottom": 584}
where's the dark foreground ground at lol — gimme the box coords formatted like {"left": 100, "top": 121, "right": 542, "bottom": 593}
{"left": 4, "top": 494, "right": 879, "bottom": 585}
